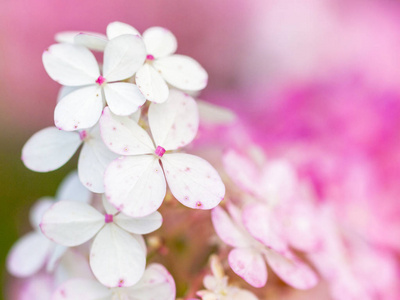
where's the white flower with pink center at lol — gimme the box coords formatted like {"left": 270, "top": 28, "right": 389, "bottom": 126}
{"left": 43, "top": 34, "right": 147, "bottom": 131}
{"left": 197, "top": 255, "right": 259, "bottom": 300}
{"left": 75, "top": 21, "right": 208, "bottom": 104}
{"left": 211, "top": 203, "right": 318, "bottom": 289}
{"left": 99, "top": 89, "right": 225, "bottom": 217}
{"left": 40, "top": 196, "right": 162, "bottom": 288}
{"left": 21, "top": 123, "right": 118, "bottom": 193}
{"left": 52, "top": 263, "right": 176, "bottom": 300}
{"left": 6, "top": 172, "right": 91, "bottom": 278}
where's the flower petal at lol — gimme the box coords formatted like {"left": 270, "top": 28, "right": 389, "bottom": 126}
{"left": 242, "top": 203, "right": 288, "bottom": 253}
{"left": 57, "top": 86, "right": 80, "bottom": 103}
{"left": 153, "top": 54, "right": 208, "bottom": 91}
{"left": 52, "top": 278, "right": 111, "bottom": 300}
{"left": 107, "top": 21, "right": 140, "bottom": 40}
{"left": 46, "top": 244, "right": 68, "bottom": 272}
{"left": 197, "top": 100, "right": 236, "bottom": 126}
{"left": 78, "top": 126, "right": 119, "bottom": 193}
{"left": 126, "top": 263, "right": 176, "bottom": 300}
{"left": 115, "top": 211, "right": 162, "bottom": 234}
{"left": 211, "top": 206, "right": 250, "bottom": 248}
{"left": 54, "top": 85, "right": 104, "bottom": 131}
{"left": 90, "top": 224, "right": 146, "bottom": 287}
{"left": 55, "top": 170, "right": 92, "bottom": 203}
{"left": 135, "top": 64, "right": 169, "bottom": 104}
{"left": 162, "top": 153, "right": 225, "bottom": 210}
{"left": 40, "top": 201, "right": 104, "bottom": 247}
{"left": 148, "top": 89, "right": 199, "bottom": 150}
{"left": 103, "top": 34, "right": 146, "bottom": 82}
{"left": 103, "top": 82, "right": 146, "bottom": 116}
{"left": 104, "top": 155, "right": 166, "bottom": 217}
{"left": 102, "top": 194, "right": 118, "bottom": 215}
{"left": 43, "top": 43, "right": 100, "bottom": 86}
{"left": 142, "top": 27, "right": 177, "bottom": 58}
{"left": 265, "top": 250, "right": 318, "bottom": 289}
{"left": 228, "top": 248, "right": 267, "bottom": 288}
{"left": 22, "top": 127, "right": 81, "bottom": 172}
{"left": 100, "top": 107, "right": 154, "bottom": 155}
{"left": 74, "top": 33, "right": 108, "bottom": 52}
{"left": 29, "top": 198, "right": 54, "bottom": 229}
{"left": 6, "top": 232, "right": 53, "bottom": 277}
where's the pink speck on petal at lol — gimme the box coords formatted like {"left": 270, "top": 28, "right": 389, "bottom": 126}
{"left": 105, "top": 214, "right": 113, "bottom": 223}
{"left": 79, "top": 130, "right": 87, "bottom": 141}
{"left": 196, "top": 201, "right": 202, "bottom": 207}
{"left": 155, "top": 146, "right": 166, "bottom": 157}
{"left": 118, "top": 279, "right": 125, "bottom": 287}
{"left": 146, "top": 54, "right": 155, "bottom": 61}
{"left": 96, "top": 75, "right": 106, "bottom": 86}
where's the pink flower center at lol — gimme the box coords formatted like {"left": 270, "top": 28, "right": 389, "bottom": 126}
{"left": 155, "top": 146, "right": 166, "bottom": 158}
{"left": 105, "top": 214, "right": 113, "bottom": 223}
{"left": 96, "top": 75, "right": 106, "bottom": 86}
{"left": 79, "top": 130, "right": 87, "bottom": 141}
{"left": 146, "top": 54, "right": 155, "bottom": 61}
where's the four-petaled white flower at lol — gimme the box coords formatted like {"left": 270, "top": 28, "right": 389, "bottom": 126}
{"left": 52, "top": 263, "right": 176, "bottom": 300}
{"left": 43, "top": 34, "right": 147, "bottom": 131}
{"left": 71, "top": 22, "right": 208, "bottom": 104}
{"left": 40, "top": 197, "right": 162, "bottom": 287}
{"left": 21, "top": 123, "right": 119, "bottom": 193}
{"left": 100, "top": 89, "right": 225, "bottom": 217}
{"left": 211, "top": 204, "right": 318, "bottom": 289}
{"left": 7, "top": 172, "right": 91, "bottom": 278}
{"left": 197, "top": 255, "right": 259, "bottom": 300}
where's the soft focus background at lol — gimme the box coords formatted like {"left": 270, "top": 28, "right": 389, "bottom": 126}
{"left": 2, "top": 0, "right": 400, "bottom": 298}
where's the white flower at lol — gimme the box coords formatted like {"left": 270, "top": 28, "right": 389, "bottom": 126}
{"left": 99, "top": 89, "right": 225, "bottom": 217}
{"left": 197, "top": 255, "right": 259, "bottom": 300}
{"left": 40, "top": 196, "right": 162, "bottom": 287}
{"left": 71, "top": 22, "right": 208, "bottom": 103}
{"left": 43, "top": 34, "right": 147, "bottom": 131}
{"left": 21, "top": 123, "right": 119, "bottom": 193}
{"left": 52, "top": 263, "right": 176, "bottom": 300}
{"left": 6, "top": 172, "right": 91, "bottom": 277}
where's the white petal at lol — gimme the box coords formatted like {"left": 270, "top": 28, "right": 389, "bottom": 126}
{"left": 104, "top": 82, "right": 146, "bottom": 116}
{"left": 211, "top": 206, "right": 250, "bottom": 248}
{"left": 228, "top": 248, "right": 267, "bottom": 288}
{"left": 162, "top": 153, "right": 225, "bottom": 210}
{"left": 74, "top": 33, "right": 108, "bottom": 51}
{"left": 115, "top": 211, "right": 162, "bottom": 234}
{"left": 29, "top": 198, "right": 54, "bottom": 229}
{"left": 56, "top": 170, "right": 92, "bottom": 203}
{"left": 102, "top": 194, "right": 118, "bottom": 215}
{"left": 22, "top": 127, "right": 81, "bottom": 172}
{"left": 55, "top": 31, "right": 81, "bottom": 43}
{"left": 54, "top": 85, "right": 104, "bottom": 131}
{"left": 78, "top": 126, "right": 119, "bottom": 193}
{"left": 46, "top": 244, "right": 67, "bottom": 272}
{"left": 6, "top": 232, "right": 53, "bottom": 277}
{"left": 265, "top": 250, "right": 318, "bottom": 290}
{"left": 148, "top": 89, "right": 199, "bottom": 150}
{"left": 153, "top": 54, "right": 208, "bottom": 91}
{"left": 100, "top": 107, "right": 154, "bottom": 155}
{"left": 40, "top": 201, "right": 104, "bottom": 247}
{"left": 90, "top": 223, "right": 146, "bottom": 287}
{"left": 57, "top": 86, "right": 80, "bottom": 103}
{"left": 54, "top": 249, "right": 94, "bottom": 284}
{"left": 197, "top": 100, "right": 236, "bottom": 126}
{"left": 125, "top": 263, "right": 176, "bottom": 300}
{"left": 43, "top": 43, "right": 100, "bottom": 86}
{"left": 104, "top": 155, "right": 166, "bottom": 217}
{"left": 131, "top": 108, "right": 141, "bottom": 122}
{"left": 103, "top": 34, "right": 146, "bottom": 82}
{"left": 135, "top": 64, "right": 169, "bottom": 103}
{"left": 242, "top": 204, "right": 288, "bottom": 253}
{"left": 142, "top": 26, "right": 177, "bottom": 58}
{"left": 53, "top": 278, "right": 111, "bottom": 300}
{"left": 107, "top": 21, "right": 140, "bottom": 40}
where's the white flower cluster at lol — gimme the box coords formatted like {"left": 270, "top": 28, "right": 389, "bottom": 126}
{"left": 9, "top": 22, "right": 226, "bottom": 299}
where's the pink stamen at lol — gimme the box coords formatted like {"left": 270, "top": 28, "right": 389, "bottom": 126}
{"left": 79, "top": 130, "right": 87, "bottom": 141}
{"left": 155, "top": 146, "right": 166, "bottom": 158}
{"left": 105, "top": 214, "right": 113, "bottom": 223}
{"left": 146, "top": 54, "right": 155, "bottom": 61}
{"left": 96, "top": 75, "right": 106, "bottom": 86}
